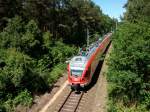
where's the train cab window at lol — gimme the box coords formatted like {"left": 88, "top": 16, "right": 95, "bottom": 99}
{"left": 75, "top": 58, "right": 82, "bottom": 61}
{"left": 71, "top": 70, "right": 83, "bottom": 77}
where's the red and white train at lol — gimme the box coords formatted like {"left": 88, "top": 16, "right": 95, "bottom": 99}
{"left": 67, "top": 33, "right": 112, "bottom": 90}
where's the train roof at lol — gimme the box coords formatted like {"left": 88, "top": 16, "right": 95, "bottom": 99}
{"left": 70, "top": 56, "right": 87, "bottom": 63}
{"left": 70, "top": 56, "right": 87, "bottom": 69}
{"left": 78, "top": 38, "right": 102, "bottom": 59}
{"left": 69, "top": 40, "right": 99, "bottom": 67}
{"left": 69, "top": 33, "right": 111, "bottom": 67}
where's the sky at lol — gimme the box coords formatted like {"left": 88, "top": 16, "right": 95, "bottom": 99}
{"left": 92, "top": 0, "right": 127, "bottom": 21}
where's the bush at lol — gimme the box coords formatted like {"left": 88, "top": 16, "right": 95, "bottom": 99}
{"left": 13, "top": 89, "right": 32, "bottom": 106}
{"left": 0, "top": 48, "right": 47, "bottom": 111}
{"left": 108, "top": 22, "right": 150, "bottom": 111}
{"left": 47, "top": 63, "right": 66, "bottom": 86}
{"left": 0, "top": 16, "right": 77, "bottom": 112}
{"left": 3, "top": 99, "right": 14, "bottom": 112}
{"left": 50, "top": 41, "right": 77, "bottom": 64}
{"left": 0, "top": 16, "right": 42, "bottom": 57}
{"left": 0, "top": 48, "right": 33, "bottom": 94}
{"left": 108, "top": 99, "right": 148, "bottom": 112}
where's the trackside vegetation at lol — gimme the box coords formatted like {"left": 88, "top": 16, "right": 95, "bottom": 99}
{"left": 0, "top": 17, "right": 76, "bottom": 112}
{"left": 108, "top": 0, "right": 150, "bottom": 111}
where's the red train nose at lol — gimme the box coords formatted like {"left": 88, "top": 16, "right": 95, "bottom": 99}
{"left": 72, "top": 77, "right": 81, "bottom": 82}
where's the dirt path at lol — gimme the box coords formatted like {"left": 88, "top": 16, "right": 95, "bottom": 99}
{"left": 92, "top": 44, "right": 112, "bottom": 112}
{"left": 28, "top": 74, "right": 68, "bottom": 112}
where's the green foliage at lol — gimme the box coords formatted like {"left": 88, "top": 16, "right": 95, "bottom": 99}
{"left": 21, "top": 20, "right": 42, "bottom": 56}
{"left": 3, "top": 99, "right": 14, "bottom": 112}
{"left": 50, "top": 41, "right": 77, "bottom": 64}
{"left": 0, "top": 16, "right": 77, "bottom": 111}
{"left": 1, "top": 90, "right": 32, "bottom": 112}
{"left": 0, "top": 0, "right": 115, "bottom": 46}
{"left": 124, "top": 0, "right": 150, "bottom": 23}
{"left": 108, "top": 1, "right": 150, "bottom": 110}
{"left": 0, "top": 16, "right": 23, "bottom": 49}
{"left": 0, "top": 104, "right": 6, "bottom": 112}
{"left": 108, "top": 22, "right": 150, "bottom": 111}
{"left": 108, "top": 99, "right": 149, "bottom": 112}
{"left": 0, "top": 48, "right": 32, "bottom": 92}
{"left": 42, "top": 31, "right": 53, "bottom": 49}
{"left": 13, "top": 89, "right": 32, "bottom": 106}
{"left": 0, "top": 16, "right": 42, "bottom": 57}
{"left": 47, "top": 63, "right": 66, "bottom": 86}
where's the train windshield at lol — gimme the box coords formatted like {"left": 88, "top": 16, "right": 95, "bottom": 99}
{"left": 71, "top": 70, "right": 83, "bottom": 77}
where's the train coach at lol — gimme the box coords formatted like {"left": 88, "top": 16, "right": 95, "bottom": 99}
{"left": 67, "top": 33, "right": 112, "bottom": 90}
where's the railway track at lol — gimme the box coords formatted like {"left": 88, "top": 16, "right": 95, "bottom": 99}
{"left": 57, "top": 91, "right": 84, "bottom": 112}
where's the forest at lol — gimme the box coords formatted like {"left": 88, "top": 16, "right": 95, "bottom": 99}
{"left": 108, "top": 0, "right": 150, "bottom": 111}
{"left": 0, "top": 0, "right": 115, "bottom": 111}
{"left": 0, "top": 0, "right": 149, "bottom": 112}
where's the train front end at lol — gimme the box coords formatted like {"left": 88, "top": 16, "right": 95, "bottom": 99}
{"left": 68, "top": 56, "right": 89, "bottom": 90}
